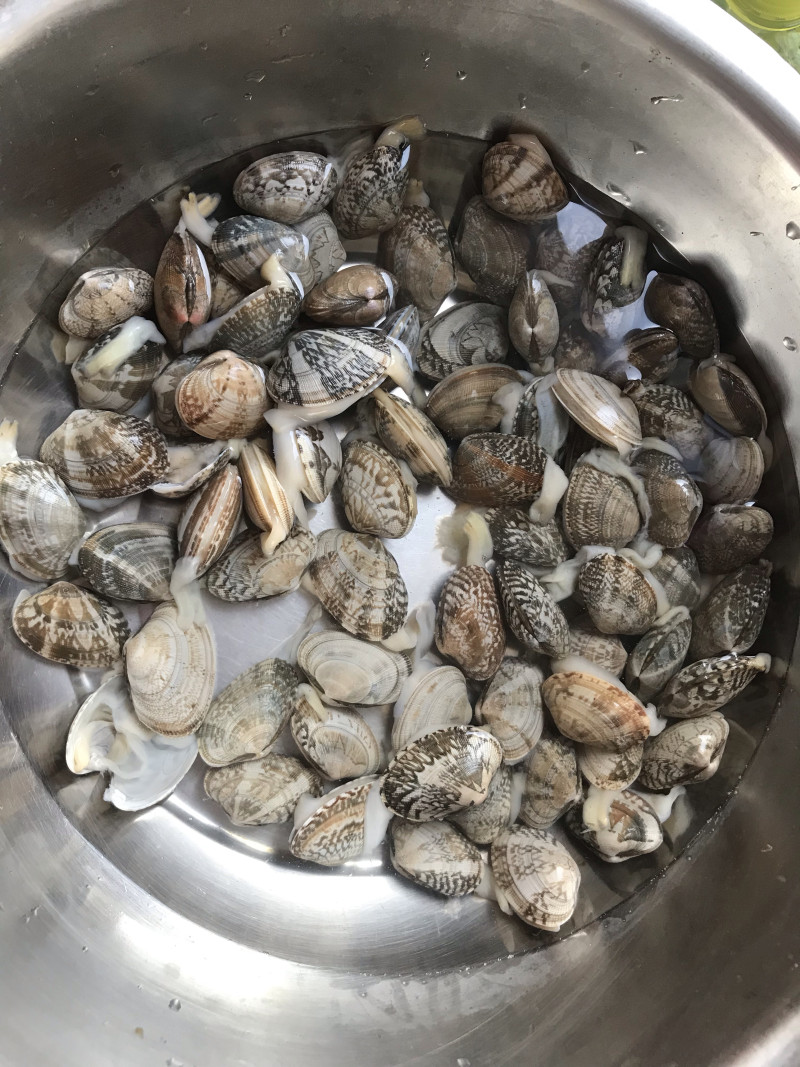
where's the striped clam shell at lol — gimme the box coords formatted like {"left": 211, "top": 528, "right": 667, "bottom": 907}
{"left": 656, "top": 652, "right": 771, "bottom": 719}
{"left": 377, "top": 203, "right": 456, "bottom": 318}
{"left": 687, "top": 504, "right": 773, "bottom": 574}
{"left": 233, "top": 151, "right": 338, "bottom": 224}
{"left": 153, "top": 228, "right": 212, "bottom": 351}
{"left": 176, "top": 463, "right": 242, "bottom": 577}
{"left": 390, "top": 818, "right": 483, "bottom": 897}
{"left": 417, "top": 301, "right": 509, "bottom": 381}
{"left": 576, "top": 742, "right": 644, "bottom": 791}
{"left": 451, "top": 764, "right": 514, "bottom": 845}
{"left": 519, "top": 735, "right": 582, "bottom": 830}
{"left": 206, "top": 248, "right": 249, "bottom": 318}
{"left": 288, "top": 421, "right": 343, "bottom": 504}
{"left": 578, "top": 553, "right": 658, "bottom": 635}
{"left": 290, "top": 775, "right": 389, "bottom": 866}
{"left": 535, "top": 228, "right": 603, "bottom": 321}
{"left": 151, "top": 440, "right": 232, "bottom": 499}
{"left": 210, "top": 278, "right": 302, "bottom": 364}
{"left": 176, "top": 351, "right": 269, "bottom": 440}
{"left": 643, "top": 273, "right": 718, "bottom": 359}
{"left": 624, "top": 611, "right": 692, "bottom": 703}
{"left": 12, "top": 581, "right": 130, "bottom": 669}
{"left": 198, "top": 657, "right": 299, "bottom": 766}
{"left": 304, "top": 264, "right": 397, "bottom": 327}
{"left": 392, "top": 665, "right": 472, "bottom": 751}
{"left": 633, "top": 384, "right": 714, "bottom": 467}
{"left": 294, "top": 210, "right": 346, "bottom": 287}
{"left": 78, "top": 522, "right": 176, "bottom": 601}
{"left": 551, "top": 369, "right": 642, "bottom": 454}
{"left": 490, "top": 826, "right": 580, "bottom": 931}
{"left": 58, "top": 266, "right": 154, "bottom": 339}
{"left": 562, "top": 455, "right": 642, "bottom": 550}
{"left": 449, "top": 432, "right": 547, "bottom": 507}
{"left": 650, "top": 546, "right": 702, "bottom": 611}
{"left": 151, "top": 354, "right": 204, "bottom": 439}
{"left": 638, "top": 713, "right": 729, "bottom": 791}
{"left": 567, "top": 615, "right": 628, "bottom": 677}
{"left": 566, "top": 789, "right": 662, "bottom": 863}
{"left": 206, "top": 527, "right": 316, "bottom": 602}
{"left": 211, "top": 215, "right": 311, "bottom": 290}
{"left": 204, "top": 754, "right": 323, "bottom": 826}
{"left": 290, "top": 685, "right": 382, "bottom": 780}
{"left": 339, "top": 438, "right": 417, "bottom": 539}
{"left": 614, "top": 327, "right": 679, "bottom": 385}
{"left": 580, "top": 227, "right": 647, "bottom": 335}
{"left": 482, "top": 134, "right": 568, "bottom": 223}
{"left": 688, "top": 560, "right": 771, "bottom": 661}
{"left": 485, "top": 507, "right": 569, "bottom": 569}
{"left": 238, "top": 440, "right": 294, "bottom": 554}
{"left": 496, "top": 559, "right": 571, "bottom": 657}
{"left": 425, "top": 365, "right": 523, "bottom": 441}
{"left": 542, "top": 667, "right": 651, "bottom": 752}
{"left": 435, "top": 564, "right": 505, "bottom": 681}
{"left": 298, "top": 629, "right": 410, "bottom": 706}
{"left": 454, "top": 196, "right": 531, "bottom": 306}
{"left": 631, "top": 448, "right": 702, "bottom": 548}
{"left": 381, "top": 304, "right": 421, "bottom": 359}
{"left": 332, "top": 133, "right": 416, "bottom": 240}
{"left": 699, "top": 436, "right": 764, "bottom": 505}
{"left": 371, "top": 388, "right": 452, "bottom": 486}
{"left": 71, "top": 318, "right": 166, "bottom": 412}
{"left": 476, "top": 657, "right": 545, "bottom": 764}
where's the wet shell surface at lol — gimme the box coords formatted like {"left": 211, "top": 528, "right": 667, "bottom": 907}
{"left": 454, "top": 196, "right": 531, "bottom": 306}
{"left": 581, "top": 227, "right": 647, "bottom": 335}
{"left": 496, "top": 559, "right": 570, "bottom": 657}
{"left": 308, "top": 528, "right": 408, "bottom": 641}
{"left": 151, "top": 440, "right": 232, "bottom": 499}
{"left": 643, "top": 273, "right": 718, "bottom": 359}
{"left": 425, "top": 365, "right": 524, "bottom": 441}
{"left": 151, "top": 354, "right": 204, "bottom": 439}
{"left": 656, "top": 652, "right": 771, "bottom": 719}
{"left": 699, "top": 436, "right": 764, "bottom": 505}
{"left": 688, "top": 561, "right": 771, "bottom": 661}
{"left": 476, "top": 657, "right": 545, "bottom": 764}
{"left": 206, "top": 527, "right": 316, "bottom": 602}
{"left": 78, "top": 522, "right": 176, "bottom": 601}
{"left": 304, "top": 264, "right": 396, "bottom": 327}
{"left": 238, "top": 440, "right": 294, "bottom": 554}
{"left": 211, "top": 215, "right": 310, "bottom": 290}
{"left": 688, "top": 357, "right": 766, "bottom": 438}
{"left": 392, "top": 665, "right": 472, "bottom": 751}
{"left": 380, "top": 725, "right": 503, "bottom": 821}
{"left": 417, "top": 301, "right": 509, "bottom": 381}
{"left": 449, "top": 432, "right": 546, "bottom": 507}
{"left": 294, "top": 210, "right": 347, "bottom": 287}
{"left": 153, "top": 228, "right": 211, "bottom": 351}
{"left": 207, "top": 248, "right": 249, "bottom": 318}
{"left": 508, "top": 270, "right": 560, "bottom": 370}
{"left": 290, "top": 685, "right": 382, "bottom": 780}
{"left": 567, "top": 615, "right": 628, "bottom": 677}
{"left": 233, "top": 151, "right": 338, "bottom": 223}
{"left": 59, "top": 267, "right": 154, "bottom": 339}
{"left": 519, "top": 736, "right": 581, "bottom": 829}
{"left": 176, "top": 350, "right": 269, "bottom": 440}
{"left": 490, "top": 826, "right": 580, "bottom": 931}
{"left": 625, "top": 611, "right": 692, "bottom": 702}
{"left": 568, "top": 788, "right": 662, "bottom": 863}
{"left": 649, "top": 546, "right": 702, "bottom": 611}
{"left": 381, "top": 304, "right": 421, "bottom": 359}
{"left": 290, "top": 775, "right": 390, "bottom": 866}
{"left": 198, "top": 658, "right": 299, "bottom": 766}
{"left": 176, "top": 463, "right": 242, "bottom": 581}
{"left": 482, "top": 134, "right": 568, "bottom": 222}
{"left": 71, "top": 317, "right": 166, "bottom": 412}
{"left": 485, "top": 507, "right": 569, "bottom": 568}
{"left": 551, "top": 369, "right": 642, "bottom": 453}
{"left": 638, "top": 713, "right": 729, "bottom": 791}
{"left": 632, "top": 448, "right": 702, "bottom": 548}
{"left": 614, "top": 327, "right": 679, "bottom": 385}
{"left": 208, "top": 271, "right": 302, "bottom": 364}
{"left": 542, "top": 664, "right": 651, "bottom": 751}
{"left": 339, "top": 438, "right": 417, "bottom": 539}
{"left": 578, "top": 553, "right": 658, "bottom": 635}
{"left": 435, "top": 564, "right": 505, "bottom": 681}
{"left": 552, "top": 322, "right": 599, "bottom": 373}
{"left": 634, "top": 384, "right": 713, "bottom": 467}
{"left": 298, "top": 629, "right": 410, "bottom": 705}
{"left": 687, "top": 504, "right": 773, "bottom": 574}
{"left": 562, "top": 455, "right": 642, "bottom": 549}
{"left": 12, "top": 581, "right": 130, "bottom": 669}
{"left": 391, "top": 818, "right": 483, "bottom": 896}
{"left": 285, "top": 421, "right": 343, "bottom": 504}
{"left": 332, "top": 138, "right": 415, "bottom": 239}
{"left": 371, "top": 388, "right": 452, "bottom": 486}
{"left": 576, "top": 742, "right": 644, "bottom": 791}
{"left": 204, "top": 754, "right": 323, "bottom": 826}
{"left": 378, "top": 202, "right": 457, "bottom": 318}
{"left": 450, "top": 764, "right": 514, "bottom": 845}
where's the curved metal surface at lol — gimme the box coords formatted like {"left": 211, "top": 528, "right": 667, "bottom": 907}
{"left": 1, "top": 1, "right": 800, "bottom": 1064}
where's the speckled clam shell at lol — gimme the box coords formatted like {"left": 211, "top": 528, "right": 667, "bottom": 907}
{"left": 519, "top": 736, "right": 582, "bottom": 829}
{"left": 294, "top": 211, "right": 347, "bottom": 287}
{"left": 562, "top": 457, "right": 642, "bottom": 549}
{"left": 535, "top": 224, "right": 602, "bottom": 292}
{"left": 380, "top": 725, "right": 503, "bottom": 821}
{"left": 298, "top": 630, "right": 410, "bottom": 706}
{"left": 290, "top": 686, "right": 382, "bottom": 781}
{"left": 649, "top": 547, "right": 702, "bottom": 611}
{"left": 631, "top": 448, "right": 702, "bottom": 548}
{"left": 449, "top": 432, "right": 547, "bottom": 507}
{"left": 454, "top": 196, "right": 531, "bottom": 306}
{"left": 633, "top": 384, "right": 714, "bottom": 467}
{"left": 656, "top": 652, "right": 771, "bottom": 719}
{"left": 490, "top": 826, "right": 580, "bottom": 931}
{"left": 485, "top": 507, "right": 569, "bottom": 569}
{"left": 625, "top": 612, "right": 692, "bottom": 702}
{"left": 578, "top": 553, "right": 658, "bottom": 636}
{"left": 206, "top": 527, "right": 316, "bottom": 602}
{"left": 378, "top": 205, "right": 456, "bottom": 318}
{"left": 308, "top": 528, "right": 408, "bottom": 642}
{"left": 688, "top": 504, "right": 773, "bottom": 574}
{"left": 638, "top": 713, "right": 729, "bottom": 791}
{"left": 211, "top": 215, "right": 310, "bottom": 290}
{"left": 699, "top": 436, "right": 764, "bottom": 505}
{"left": 176, "top": 351, "right": 269, "bottom": 440}
{"left": 233, "top": 151, "right": 338, "bottom": 224}
{"left": 332, "top": 142, "right": 414, "bottom": 240}
{"left": 392, "top": 665, "right": 472, "bottom": 751}
{"left": 58, "top": 267, "right": 154, "bottom": 339}
{"left": 688, "top": 560, "right": 771, "bottom": 661}
{"left": 238, "top": 440, "right": 294, "bottom": 551}
{"left": 615, "top": 327, "right": 679, "bottom": 385}
{"left": 289, "top": 422, "right": 343, "bottom": 504}
{"left": 552, "top": 369, "right": 642, "bottom": 453}
{"left": 71, "top": 320, "right": 166, "bottom": 412}
{"left": 371, "top": 389, "right": 452, "bottom": 486}
{"left": 211, "top": 282, "right": 302, "bottom": 364}
{"left": 125, "top": 602, "right": 216, "bottom": 736}
{"left": 391, "top": 818, "right": 483, "bottom": 896}
{"left": 576, "top": 742, "right": 644, "bottom": 791}
{"left": 451, "top": 764, "right": 514, "bottom": 845}
{"left": 566, "top": 789, "right": 662, "bottom": 863}
{"left": 151, "top": 354, "right": 204, "bottom": 439}
{"left": 509, "top": 270, "right": 560, "bottom": 369}
{"left": 12, "top": 581, "right": 130, "bottom": 669}
{"left": 204, "top": 754, "right": 323, "bottom": 826}
{"left": 689, "top": 357, "right": 766, "bottom": 438}
{"left": 542, "top": 669, "right": 651, "bottom": 751}
{"left": 425, "top": 365, "right": 523, "bottom": 441}
{"left": 151, "top": 440, "right": 232, "bottom": 499}
{"left": 206, "top": 248, "right": 249, "bottom": 318}
{"left": 581, "top": 228, "right": 647, "bottom": 335}
{"left": 643, "top": 273, "right": 718, "bottom": 359}
{"left": 476, "top": 657, "right": 545, "bottom": 764}
{"left": 381, "top": 304, "right": 421, "bottom": 359}
{"left": 290, "top": 775, "right": 382, "bottom": 866}
{"left": 154, "top": 229, "right": 211, "bottom": 351}
{"left": 552, "top": 322, "right": 600, "bottom": 374}
{"left": 177, "top": 463, "right": 242, "bottom": 576}
{"left": 340, "top": 438, "right": 417, "bottom": 539}
{"left": 0, "top": 459, "right": 86, "bottom": 581}
{"left": 435, "top": 564, "right": 505, "bottom": 681}
{"left": 304, "top": 264, "right": 396, "bottom": 326}
{"left": 197, "top": 658, "right": 299, "bottom": 766}
{"left": 496, "top": 559, "right": 571, "bottom": 658}
{"left": 39, "top": 409, "right": 168, "bottom": 500}
{"left": 482, "top": 135, "right": 568, "bottom": 223}
{"left": 567, "top": 615, "right": 628, "bottom": 677}
{"left": 78, "top": 522, "right": 176, "bottom": 601}
{"left": 417, "top": 301, "right": 509, "bottom": 381}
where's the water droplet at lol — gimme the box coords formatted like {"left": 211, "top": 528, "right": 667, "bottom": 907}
{"left": 81, "top": 945, "right": 88, "bottom": 952}
{"left": 166, "top": 1059, "right": 183, "bottom": 1067}
{"left": 605, "top": 183, "right": 632, "bottom": 207}
{"left": 457, "top": 1059, "right": 471, "bottom": 1067}
{"left": 243, "top": 91, "right": 253, "bottom": 101}
{"left": 85, "top": 84, "right": 100, "bottom": 97}
{"left": 201, "top": 114, "right": 218, "bottom": 126}
{"left": 580, "top": 61, "right": 590, "bottom": 74}
{"left": 786, "top": 221, "right": 800, "bottom": 240}
{"left": 168, "top": 998, "right": 182, "bottom": 1012}
{"left": 421, "top": 50, "right": 431, "bottom": 68}
{"left": 246, "top": 70, "right": 266, "bottom": 83}
{"left": 358, "top": 990, "right": 367, "bottom": 998}
{"left": 400, "top": 979, "right": 409, "bottom": 986}
{"left": 518, "top": 93, "right": 528, "bottom": 110}
{"left": 650, "top": 94, "right": 683, "bottom": 104}
{"left": 280, "top": 23, "right": 290, "bottom": 36}
{"left": 108, "top": 164, "right": 122, "bottom": 178}
{"left": 750, "top": 230, "right": 764, "bottom": 237}
{"left": 783, "top": 336, "right": 797, "bottom": 351}
{"left": 630, "top": 141, "right": 647, "bottom": 155}
{"left": 199, "top": 41, "right": 208, "bottom": 50}
{"left": 456, "top": 70, "right": 467, "bottom": 81}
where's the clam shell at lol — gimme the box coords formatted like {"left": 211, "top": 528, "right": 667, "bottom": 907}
{"left": 625, "top": 612, "right": 692, "bottom": 702}
{"left": 643, "top": 273, "right": 718, "bottom": 359}
{"left": 380, "top": 725, "right": 503, "bottom": 821}
{"left": 687, "top": 504, "right": 773, "bottom": 574}
{"left": 633, "top": 384, "right": 713, "bottom": 467}
{"left": 0, "top": 459, "right": 86, "bottom": 581}
{"left": 476, "top": 657, "right": 545, "bottom": 764}
{"left": 453, "top": 196, "right": 531, "bottom": 306}
{"left": 287, "top": 422, "right": 343, "bottom": 504}
{"left": 485, "top": 507, "right": 569, "bottom": 569}
{"left": 542, "top": 668, "right": 651, "bottom": 751}
{"left": 59, "top": 267, "right": 154, "bottom": 339}
{"left": 206, "top": 248, "right": 249, "bottom": 318}
{"left": 435, "top": 564, "right": 505, "bottom": 681}
{"left": 204, "top": 754, "right": 323, "bottom": 825}
{"left": 391, "top": 817, "right": 484, "bottom": 896}
{"left": 615, "top": 327, "right": 679, "bottom": 385}
{"left": 151, "top": 440, "right": 232, "bottom": 499}
{"left": 71, "top": 318, "right": 166, "bottom": 412}
{"left": 392, "top": 665, "right": 472, "bottom": 750}
{"left": 211, "top": 215, "right": 311, "bottom": 290}
{"left": 12, "top": 581, "right": 130, "bottom": 669}
{"left": 425, "top": 365, "right": 523, "bottom": 441}
{"left": 177, "top": 463, "right": 242, "bottom": 576}
{"left": 371, "top": 388, "right": 452, "bottom": 486}
{"left": 339, "top": 438, "right": 417, "bottom": 539}
{"left": 567, "top": 615, "right": 628, "bottom": 677}
{"left": 377, "top": 204, "right": 456, "bottom": 318}
{"left": 496, "top": 559, "right": 570, "bottom": 657}
{"left": 233, "top": 151, "right": 338, "bottom": 224}
{"left": 482, "top": 135, "right": 568, "bottom": 223}
{"left": 417, "top": 301, "right": 509, "bottom": 381}
{"left": 448, "top": 432, "right": 547, "bottom": 506}
{"left": 308, "top": 528, "right": 408, "bottom": 642}
{"left": 552, "top": 322, "right": 600, "bottom": 373}
{"left": 649, "top": 546, "right": 702, "bottom": 611}
{"left": 206, "top": 527, "right": 316, "bottom": 602}
{"left": 332, "top": 142, "right": 413, "bottom": 239}
{"left": 153, "top": 229, "right": 211, "bottom": 351}
{"left": 238, "top": 440, "right": 294, "bottom": 553}
{"left": 490, "top": 826, "right": 580, "bottom": 931}
{"left": 290, "top": 685, "right": 382, "bottom": 780}
{"left": 509, "top": 270, "right": 560, "bottom": 369}
{"left": 581, "top": 227, "right": 647, "bottom": 335}
{"left": 535, "top": 225, "right": 602, "bottom": 300}
{"left": 567, "top": 788, "right": 662, "bottom": 863}
{"left": 519, "top": 735, "right": 581, "bottom": 829}
{"left": 381, "top": 304, "right": 421, "bottom": 359}
{"left": 631, "top": 448, "right": 702, "bottom": 548}
{"left": 688, "top": 560, "right": 771, "bottom": 661}
{"left": 699, "top": 436, "right": 764, "bottom": 505}
{"left": 638, "top": 713, "right": 729, "bottom": 791}
{"left": 125, "top": 602, "right": 216, "bottom": 736}
{"left": 551, "top": 369, "right": 642, "bottom": 453}
{"left": 197, "top": 657, "right": 299, "bottom": 766}
{"left": 176, "top": 351, "right": 269, "bottom": 440}
{"left": 656, "top": 652, "right": 771, "bottom": 719}
{"left": 290, "top": 775, "right": 388, "bottom": 866}
{"left": 78, "top": 522, "right": 176, "bottom": 601}
{"left": 562, "top": 455, "right": 642, "bottom": 549}
{"left": 578, "top": 553, "right": 658, "bottom": 635}
{"left": 40, "top": 410, "right": 169, "bottom": 499}
{"left": 304, "top": 264, "right": 396, "bottom": 326}
{"left": 294, "top": 210, "right": 347, "bottom": 287}
{"left": 210, "top": 280, "right": 302, "bottom": 364}
{"left": 298, "top": 629, "right": 410, "bottom": 705}
{"left": 152, "top": 354, "right": 204, "bottom": 439}
{"left": 576, "top": 742, "right": 643, "bottom": 790}
{"left": 689, "top": 357, "right": 766, "bottom": 438}
{"left": 451, "top": 764, "right": 514, "bottom": 845}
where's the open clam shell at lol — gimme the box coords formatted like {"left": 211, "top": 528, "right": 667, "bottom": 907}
{"left": 390, "top": 818, "right": 484, "bottom": 897}
{"left": 339, "top": 438, "right": 417, "bottom": 539}
{"left": 482, "top": 133, "right": 568, "bottom": 223}
{"left": 59, "top": 266, "right": 154, "bottom": 339}
{"left": 371, "top": 388, "right": 452, "bottom": 486}
{"left": 378, "top": 201, "right": 456, "bottom": 319}
{"left": 448, "top": 432, "right": 547, "bottom": 507}
{"left": 625, "top": 610, "right": 692, "bottom": 703}
{"left": 294, "top": 210, "right": 346, "bottom": 287}
{"left": 656, "top": 652, "right": 771, "bottom": 719}
{"left": 78, "top": 522, "right": 176, "bottom": 601}
{"left": 290, "top": 684, "right": 382, "bottom": 781}
{"left": 176, "top": 350, "right": 269, "bottom": 440}
{"left": 490, "top": 826, "right": 580, "bottom": 931}
{"left": 613, "top": 327, "right": 679, "bottom": 385}
{"left": 581, "top": 226, "right": 647, "bottom": 335}
{"left": 204, "top": 754, "right": 323, "bottom": 826}
{"left": 238, "top": 439, "right": 294, "bottom": 554}
{"left": 567, "top": 787, "right": 662, "bottom": 863}
{"left": 304, "top": 264, "right": 396, "bottom": 327}
{"left": 454, "top": 196, "right": 531, "bottom": 306}
{"left": 496, "top": 559, "right": 571, "bottom": 658}
{"left": 12, "top": 581, "right": 130, "bottom": 669}
{"left": 643, "top": 273, "right": 718, "bottom": 359}
{"left": 578, "top": 552, "right": 658, "bottom": 635}
{"left": 154, "top": 228, "right": 212, "bottom": 351}
{"left": 638, "top": 713, "right": 729, "bottom": 791}
{"left": 290, "top": 775, "right": 391, "bottom": 866}
{"left": 206, "top": 527, "right": 316, "bottom": 602}
{"left": 417, "top": 301, "right": 509, "bottom": 381}
{"left": 426, "top": 365, "right": 524, "bottom": 441}
{"left": 687, "top": 504, "right": 773, "bottom": 574}
{"left": 298, "top": 629, "right": 410, "bottom": 705}
{"left": 519, "top": 735, "right": 582, "bottom": 829}
{"left": 71, "top": 317, "right": 167, "bottom": 412}
{"left": 633, "top": 384, "right": 714, "bottom": 468}
{"left": 552, "top": 369, "right": 642, "bottom": 454}
{"left": 476, "top": 657, "right": 545, "bottom": 764}
{"left": 150, "top": 440, "right": 232, "bottom": 499}
{"left": 543, "top": 658, "right": 651, "bottom": 751}
{"left": 233, "top": 151, "right": 338, "bottom": 224}
{"left": 688, "top": 560, "right": 771, "bottom": 661}
{"left": 206, "top": 269, "right": 303, "bottom": 364}
{"left": 435, "top": 563, "right": 505, "bottom": 681}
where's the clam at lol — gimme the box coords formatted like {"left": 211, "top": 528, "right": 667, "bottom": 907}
{"left": 476, "top": 657, "right": 545, "bottom": 764}
{"left": 699, "top": 435, "right": 764, "bottom": 504}
{"left": 125, "top": 601, "right": 216, "bottom": 736}
{"left": 453, "top": 196, "right": 531, "bottom": 306}
{"left": 448, "top": 432, "right": 548, "bottom": 506}
{"left": 290, "top": 684, "right": 382, "bottom": 780}
{"left": 649, "top": 546, "right": 702, "bottom": 611}
{"left": 687, "top": 504, "right": 773, "bottom": 574}
{"left": 211, "top": 214, "right": 311, "bottom": 291}
{"left": 172, "top": 463, "right": 243, "bottom": 590}
{"left": 272, "top": 420, "right": 342, "bottom": 522}
{"left": 176, "top": 350, "right": 269, "bottom": 440}
{"left": 233, "top": 150, "right": 338, "bottom": 223}
{"left": 519, "top": 735, "right": 582, "bottom": 829}
{"left": 290, "top": 775, "right": 391, "bottom": 866}
{"left": 688, "top": 356, "right": 766, "bottom": 438}
{"left": 451, "top": 765, "right": 516, "bottom": 845}
{"left": 12, "top": 581, "right": 130, "bottom": 669}
{"left": 552, "top": 322, "right": 600, "bottom": 373}
{"left": 371, "top": 388, "right": 452, "bottom": 486}
{"left": 567, "top": 615, "right": 628, "bottom": 677}
{"left": 643, "top": 273, "right": 718, "bottom": 358}
{"left": 197, "top": 657, "right": 299, "bottom": 766}
{"left": 425, "top": 365, "right": 524, "bottom": 440}
{"left": 206, "top": 248, "right": 249, "bottom": 317}
{"left": 339, "top": 438, "right": 417, "bottom": 538}
{"left": 490, "top": 826, "right": 580, "bottom": 930}
{"left": 485, "top": 507, "right": 569, "bottom": 569}
{"left": 613, "top": 327, "right": 679, "bottom": 385}
{"left": 0, "top": 420, "right": 86, "bottom": 581}
{"left": 151, "top": 353, "right": 204, "bottom": 439}
{"left": 496, "top": 559, "right": 571, "bottom": 657}
{"left": 688, "top": 560, "right": 771, "bottom": 661}
{"left": 508, "top": 270, "right": 560, "bottom": 371}
{"left": 551, "top": 369, "right": 642, "bottom": 454}
{"left": 204, "top": 754, "right": 323, "bottom": 825}
{"left": 298, "top": 629, "right": 411, "bottom": 705}
{"left": 417, "top": 301, "right": 509, "bottom": 381}
{"left": 633, "top": 384, "right": 714, "bottom": 468}
{"left": 624, "top": 608, "right": 692, "bottom": 702}
{"left": 656, "top": 652, "right": 771, "bottom": 719}
{"left": 535, "top": 223, "right": 603, "bottom": 290}
{"left": 381, "top": 304, "right": 421, "bottom": 360}
{"left": 576, "top": 742, "right": 644, "bottom": 791}
{"left": 153, "top": 228, "right": 212, "bottom": 351}
{"left": 638, "top": 713, "right": 729, "bottom": 791}
{"left": 238, "top": 439, "right": 294, "bottom": 554}
{"left": 578, "top": 552, "right": 659, "bottom": 635}
{"left": 482, "top": 133, "right": 568, "bottom": 222}
{"left": 505, "top": 375, "right": 571, "bottom": 457}
{"left": 206, "top": 527, "right": 316, "bottom": 602}
{"left": 304, "top": 264, "right": 397, "bottom": 326}
{"left": 71, "top": 317, "right": 166, "bottom": 412}
{"left": 294, "top": 210, "right": 347, "bottom": 287}
{"left": 567, "top": 786, "right": 662, "bottom": 863}
{"left": 308, "top": 528, "right": 408, "bottom": 641}
{"left": 78, "top": 522, "right": 176, "bottom": 601}
{"left": 562, "top": 450, "right": 644, "bottom": 549}
{"left": 380, "top": 725, "right": 503, "bottom": 821}
{"left": 332, "top": 115, "right": 425, "bottom": 239}
{"left": 58, "top": 266, "right": 154, "bottom": 339}
{"left": 150, "top": 439, "right": 233, "bottom": 499}
{"left": 631, "top": 447, "right": 702, "bottom": 548}
{"left": 393, "top": 665, "right": 472, "bottom": 751}
{"left": 542, "top": 655, "right": 652, "bottom": 751}
{"left": 391, "top": 818, "right": 484, "bottom": 896}
{"left": 581, "top": 226, "right": 648, "bottom": 336}
{"left": 40, "top": 409, "right": 168, "bottom": 501}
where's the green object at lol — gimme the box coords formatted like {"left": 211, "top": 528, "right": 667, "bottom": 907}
{"left": 717, "top": 0, "right": 800, "bottom": 69}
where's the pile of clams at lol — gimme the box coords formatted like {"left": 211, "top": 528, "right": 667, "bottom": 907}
{"left": 3, "top": 115, "right": 775, "bottom": 937}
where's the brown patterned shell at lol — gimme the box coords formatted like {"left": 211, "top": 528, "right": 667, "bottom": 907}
{"left": 290, "top": 775, "right": 380, "bottom": 865}
{"left": 562, "top": 459, "right": 642, "bottom": 549}
{"left": 417, "top": 301, "right": 510, "bottom": 381}
{"left": 482, "top": 135, "right": 568, "bottom": 222}
{"left": 434, "top": 564, "right": 506, "bottom": 681}
{"left": 576, "top": 742, "right": 644, "bottom": 791}
{"left": 542, "top": 669, "right": 651, "bottom": 751}
{"left": 566, "top": 789, "right": 662, "bottom": 863}
{"left": 638, "top": 713, "right": 729, "bottom": 791}
{"left": 211, "top": 215, "right": 310, "bottom": 290}
{"left": 476, "top": 658, "right": 545, "bottom": 764}
{"left": 689, "top": 357, "right": 766, "bottom": 438}
{"left": 631, "top": 448, "right": 703, "bottom": 548}
{"left": 425, "top": 365, "right": 523, "bottom": 440}
{"left": 233, "top": 151, "right": 338, "bottom": 224}
{"left": 211, "top": 281, "right": 302, "bottom": 364}
{"left": 448, "top": 433, "right": 547, "bottom": 507}
{"left": 294, "top": 211, "right": 347, "bottom": 287}
{"left": 77, "top": 522, "right": 176, "bottom": 602}
{"left": 176, "top": 351, "right": 269, "bottom": 440}
{"left": 290, "top": 687, "right": 382, "bottom": 781}
{"left": 332, "top": 142, "right": 413, "bottom": 240}
{"left": 391, "top": 818, "right": 484, "bottom": 896}
{"left": 567, "top": 615, "right": 628, "bottom": 677}
{"left": 204, "top": 754, "right": 324, "bottom": 826}
{"left": 377, "top": 204, "right": 457, "bottom": 318}
{"left": 371, "top": 389, "right": 452, "bottom": 486}
{"left": 303, "top": 264, "right": 396, "bottom": 326}
{"left": 177, "top": 464, "right": 243, "bottom": 576}
{"left": 71, "top": 320, "right": 167, "bottom": 413}
{"left": 552, "top": 369, "right": 642, "bottom": 453}
{"left": 625, "top": 612, "right": 692, "bottom": 702}
{"left": 643, "top": 273, "right": 718, "bottom": 359}
{"left": 614, "top": 327, "right": 679, "bottom": 385}
{"left": 699, "top": 436, "right": 764, "bottom": 505}
{"left": 12, "top": 581, "right": 130, "bottom": 669}
{"left": 339, "top": 439, "right": 417, "bottom": 539}
{"left": 578, "top": 553, "right": 658, "bottom": 635}
{"left": 687, "top": 504, "right": 773, "bottom": 574}
{"left": 496, "top": 559, "right": 571, "bottom": 658}
{"left": 154, "top": 229, "right": 211, "bottom": 351}
{"left": 490, "top": 826, "right": 580, "bottom": 931}
{"left": 519, "top": 735, "right": 582, "bottom": 829}
{"left": 485, "top": 507, "right": 570, "bottom": 569}
{"left": 633, "top": 384, "right": 714, "bottom": 466}
{"left": 151, "top": 354, "right": 204, "bottom": 439}
{"left": 58, "top": 267, "right": 154, "bottom": 339}
{"left": 688, "top": 560, "right": 771, "bottom": 661}
{"left": 656, "top": 652, "right": 771, "bottom": 719}
{"left": 650, "top": 546, "right": 702, "bottom": 610}
{"left": 453, "top": 196, "right": 531, "bottom": 306}
{"left": 206, "top": 527, "right": 316, "bottom": 602}
{"left": 450, "top": 764, "right": 514, "bottom": 844}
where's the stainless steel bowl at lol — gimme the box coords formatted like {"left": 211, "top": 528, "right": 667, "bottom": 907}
{"left": 2, "top": 1, "right": 800, "bottom": 1064}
